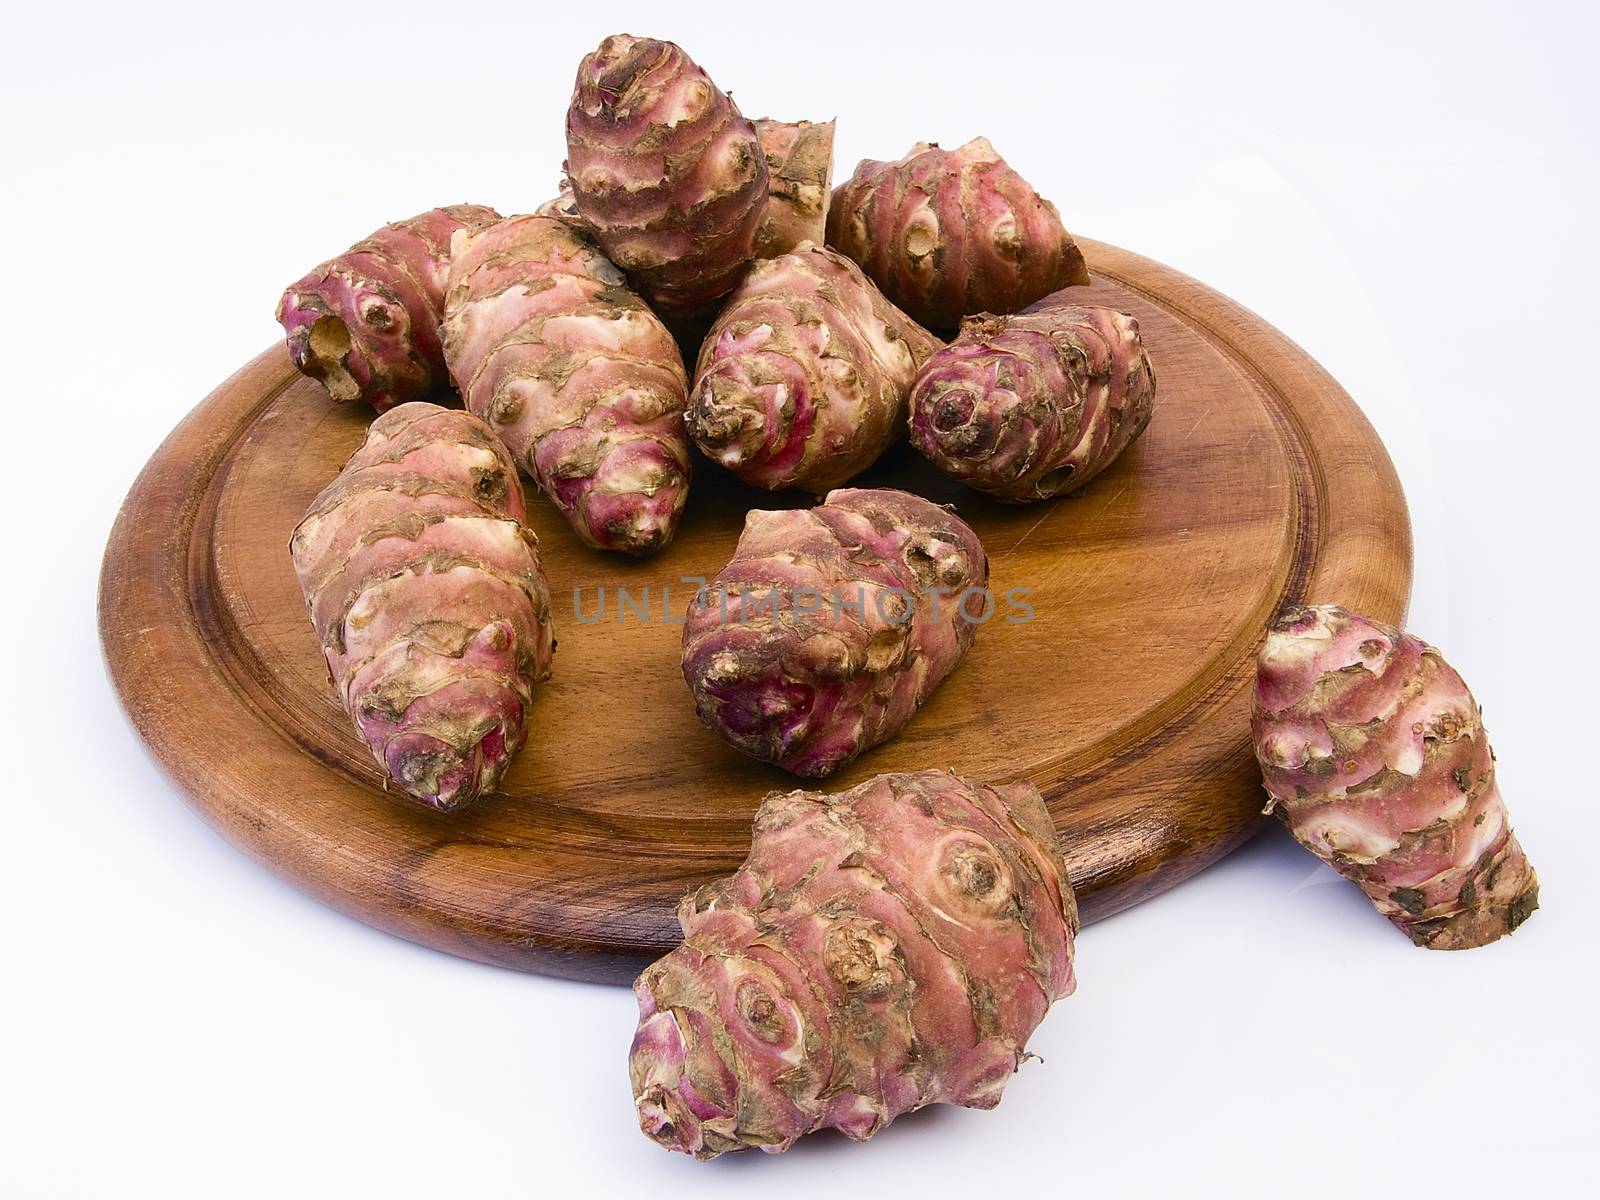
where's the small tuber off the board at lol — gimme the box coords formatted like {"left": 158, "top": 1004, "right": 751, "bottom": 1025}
{"left": 1252, "top": 605, "right": 1538, "bottom": 949}
{"left": 631, "top": 769, "right": 1078, "bottom": 1159}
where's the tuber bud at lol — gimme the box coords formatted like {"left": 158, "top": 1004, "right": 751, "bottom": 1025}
{"left": 909, "top": 299, "right": 1156, "bottom": 501}
{"left": 682, "top": 488, "right": 987, "bottom": 777}
{"left": 631, "top": 769, "right": 1078, "bottom": 1159}
{"left": 1252, "top": 605, "right": 1539, "bottom": 949}
{"left": 441, "top": 214, "right": 692, "bottom": 557}
{"left": 276, "top": 205, "right": 501, "bottom": 412}
{"left": 290, "top": 403, "right": 555, "bottom": 812}
{"left": 688, "top": 244, "right": 941, "bottom": 494}
{"left": 826, "top": 138, "right": 1089, "bottom": 332}
{"left": 565, "top": 34, "right": 768, "bottom": 317}
{"left": 751, "top": 118, "right": 836, "bottom": 258}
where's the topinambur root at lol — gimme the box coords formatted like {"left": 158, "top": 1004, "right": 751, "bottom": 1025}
{"left": 688, "top": 243, "right": 940, "bottom": 493}
{"left": 752, "top": 118, "right": 835, "bottom": 258}
{"left": 909, "top": 299, "right": 1156, "bottom": 501}
{"left": 682, "top": 488, "right": 987, "bottom": 777}
{"left": 441, "top": 214, "right": 692, "bottom": 556}
{"left": 1252, "top": 605, "right": 1539, "bottom": 949}
{"left": 631, "top": 768, "right": 1078, "bottom": 1159}
{"left": 826, "top": 138, "right": 1089, "bottom": 332}
{"left": 290, "top": 403, "right": 555, "bottom": 812}
{"left": 276, "top": 205, "right": 501, "bottom": 412}
{"left": 565, "top": 35, "right": 768, "bottom": 316}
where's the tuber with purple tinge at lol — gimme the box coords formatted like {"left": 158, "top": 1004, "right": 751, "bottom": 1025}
{"left": 290, "top": 403, "right": 555, "bottom": 812}
{"left": 826, "top": 138, "right": 1089, "bottom": 332}
{"left": 631, "top": 768, "right": 1078, "bottom": 1159}
{"left": 1253, "top": 605, "right": 1538, "bottom": 949}
{"left": 752, "top": 118, "right": 836, "bottom": 258}
{"left": 688, "top": 244, "right": 941, "bottom": 493}
{"left": 565, "top": 34, "right": 768, "bottom": 317}
{"left": 909, "top": 299, "right": 1156, "bottom": 501}
{"left": 441, "top": 214, "right": 692, "bottom": 556}
{"left": 276, "top": 205, "right": 501, "bottom": 412}
{"left": 682, "top": 488, "right": 987, "bottom": 777}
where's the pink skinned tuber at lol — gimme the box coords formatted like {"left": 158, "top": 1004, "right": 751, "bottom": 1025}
{"left": 682, "top": 488, "right": 987, "bottom": 777}
{"left": 909, "top": 298, "right": 1156, "bottom": 501}
{"left": 441, "top": 214, "right": 692, "bottom": 556}
{"left": 688, "top": 243, "right": 941, "bottom": 494}
{"left": 565, "top": 34, "right": 768, "bottom": 317}
{"left": 290, "top": 403, "right": 555, "bottom": 812}
{"left": 1253, "top": 605, "right": 1538, "bottom": 949}
{"left": 751, "top": 118, "right": 836, "bottom": 258}
{"left": 827, "top": 138, "right": 1089, "bottom": 332}
{"left": 631, "top": 769, "right": 1078, "bottom": 1159}
{"left": 276, "top": 205, "right": 501, "bottom": 412}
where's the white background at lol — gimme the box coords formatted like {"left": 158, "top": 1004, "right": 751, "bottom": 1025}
{"left": 4, "top": 1, "right": 1597, "bottom": 1195}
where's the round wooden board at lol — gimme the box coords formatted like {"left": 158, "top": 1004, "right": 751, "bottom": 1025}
{"left": 99, "top": 239, "right": 1411, "bottom": 984}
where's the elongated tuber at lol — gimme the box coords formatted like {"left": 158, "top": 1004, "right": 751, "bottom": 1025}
{"left": 909, "top": 299, "right": 1156, "bottom": 501}
{"left": 565, "top": 34, "right": 768, "bottom": 316}
{"left": 826, "top": 138, "right": 1089, "bottom": 332}
{"left": 682, "top": 488, "right": 986, "bottom": 777}
{"left": 632, "top": 768, "right": 1077, "bottom": 1159}
{"left": 441, "top": 214, "right": 692, "bottom": 556}
{"left": 688, "top": 244, "right": 940, "bottom": 493}
{"left": 290, "top": 403, "right": 554, "bottom": 811}
{"left": 752, "top": 118, "right": 835, "bottom": 258}
{"left": 1253, "top": 605, "right": 1538, "bottom": 949}
{"left": 276, "top": 205, "right": 501, "bottom": 412}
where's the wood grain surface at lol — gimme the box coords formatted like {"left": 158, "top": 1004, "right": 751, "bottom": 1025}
{"left": 98, "top": 239, "right": 1412, "bottom": 983}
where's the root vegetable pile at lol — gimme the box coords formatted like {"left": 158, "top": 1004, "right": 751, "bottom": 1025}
{"left": 565, "top": 34, "right": 768, "bottom": 317}
{"left": 682, "top": 488, "right": 987, "bottom": 777}
{"left": 752, "top": 118, "right": 836, "bottom": 258}
{"left": 826, "top": 138, "right": 1089, "bottom": 332}
{"left": 909, "top": 298, "right": 1156, "bottom": 501}
{"left": 631, "top": 769, "right": 1078, "bottom": 1159}
{"left": 290, "top": 402, "right": 555, "bottom": 811}
{"left": 441, "top": 214, "right": 692, "bottom": 556}
{"left": 277, "top": 205, "right": 501, "bottom": 412}
{"left": 1252, "top": 605, "right": 1538, "bottom": 949}
{"left": 687, "top": 244, "right": 940, "bottom": 493}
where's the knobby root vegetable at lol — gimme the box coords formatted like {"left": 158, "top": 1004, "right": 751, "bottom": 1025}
{"left": 909, "top": 299, "right": 1156, "bottom": 501}
{"left": 290, "top": 403, "right": 555, "bottom": 812}
{"left": 533, "top": 185, "right": 594, "bottom": 236}
{"left": 565, "top": 34, "right": 768, "bottom": 316}
{"left": 688, "top": 244, "right": 941, "bottom": 493}
{"left": 682, "top": 488, "right": 987, "bottom": 777}
{"left": 1253, "top": 605, "right": 1539, "bottom": 949}
{"left": 276, "top": 205, "right": 501, "bottom": 412}
{"left": 631, "top": 769, "right": 1078, "bottom": 1159}
{"left": 441, "top": 214, "right": 692, "bottom": 556}
{"left": 752, "top": 118, "right": 835, "bottom": 258}
{"left": 826, "top": 138, "right": 1089, "bottom": 332}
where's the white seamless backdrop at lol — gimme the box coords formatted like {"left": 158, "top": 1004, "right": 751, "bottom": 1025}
{"left": 2, "top": 2, "right": 1596, "bottom": 1196}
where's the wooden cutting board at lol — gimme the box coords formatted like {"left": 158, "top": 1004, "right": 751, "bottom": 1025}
{"left": 98, "top": 238, "right": 1411, "bottom": 983}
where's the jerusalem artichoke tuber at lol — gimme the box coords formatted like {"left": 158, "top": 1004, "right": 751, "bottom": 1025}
{"left": 826, "top": 138, "right": 1089, "bottom": 332}
{"left": 276, "top": 205, "right": 501, "bottom": 412}
{"left": 441, "top": 214, "right": 692, "bottom": 556}
{"left": 631, "top": 768, "right": 1078, "bottom": 1159}
{"left": 682, "top": 488, "right": 987, "bottom": 777}
{"left": 565, "top": 35, "right": 768, "bottom": 316}
{"left": 688, "top": 244, "right": 940, "bottom": 493}
{"left": 1252, "top": 605, "right": 1538, "bottom": 949}
{"left": 752, "top": 118, "right": 836, "bottom": 258}
{"left": 290, "top": 403, "right": 555, "bottom": 812}
{"left": 909, "top": 299, "right": 1156, "bottom": 501}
